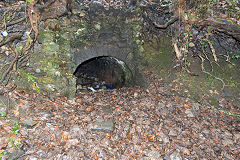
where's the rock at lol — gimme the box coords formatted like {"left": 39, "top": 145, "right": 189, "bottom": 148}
{"left": 7, "top": 150, "right": 25, "bottom": 160}
{"left": 192, "top": 103, "right": 200, "bottom": 110}
{"left": 185, "top": 109, "right": 194, "bottom": 118}
{"left": 224, "top": 131, "right": 233, "bottom": 138}
{"left": 169, "top": 129, "right": 177, "bottom": 137}
{"left": 28, "top": 157, "right": 38, "bottom": 160}
{"left": 202, "top": 128, "right": 210, "bottom": 135}
{"left": 234, "top": 133, "right": 240, "bottom": 141}
{"left": 192, "top": 28, "right": 199, "bottom": 36}
{"left": 170, "top": 150, "right": 182, "bottom": 160}
{"left": 90, "top": 119, "right": 115, "bottom": 132}
{"left": 146, "top": 150, "right": 162, "bottom": 160}
{"left": 158, "top": 131, "right": 170, "bottom": 144}
{"left": 134, "top": 92, "right": 138, "bottom": 98}
{"left": 21, "top": 119, "right": 38, "bottom": 128}
{"left": 222, "top": 138, "right": 234, "bottom": 146}
{"left": 37, "top": 32, "right": 55, "bottom": 43}
{"left": 36, "top": 149, "right": 47, "bottom": 157}
{"left": 70, "top": 125, "right": 85, "bottom": 138}
{"left": 102, "top": 105, "right": 113, "bottom": 114}
{"left": 222, "top": 88, "right": 233, "bottom": 97}
{"left": 67, "top": 139, "right": 79, "bottom": 147}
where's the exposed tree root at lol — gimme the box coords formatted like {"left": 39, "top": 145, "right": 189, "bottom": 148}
{"left": 6, "top": 17, "right": 26, "bottom": 27}
{"left": 198, "top": 18, "right": 240, "bottom": 41}
{"left": 0, "top": 48, "right": 19, "bottom": 85}
{"left": 153, "top": 17, "right": 178, "bottom": 29}
{"left": 0, "top": 32, "right": 23, "bottom": 47}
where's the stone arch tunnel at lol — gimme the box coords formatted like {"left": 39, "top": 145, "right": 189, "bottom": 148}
{"left": 72, "top": 45, "right": 135, "bottom": 92}
{"left": 22, "top": 3, "right": 145, "bottom": 97}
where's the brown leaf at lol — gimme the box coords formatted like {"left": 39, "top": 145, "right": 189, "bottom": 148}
{"left": 184, "top": 104, "right": 191, "bottom": 108}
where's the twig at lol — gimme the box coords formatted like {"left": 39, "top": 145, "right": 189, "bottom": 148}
{"left": 198, "top": 54, "right": 225, "bottom": 90}
{"left": 208, "top": 40, "right": 218, "bottom": 62}
{"left": 173, "top": 42, "right": 182, "bottom": 60}
{"left": 202, "top": 71, "right": 225, "bottom": 90}
{"left": 201, "top": 40, "right": 213, "bottom": 72}
{"left": 198, "top": 54, "right": 205, "bottom": 71}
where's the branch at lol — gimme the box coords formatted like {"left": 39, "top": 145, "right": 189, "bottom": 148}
{"left": 153, "top": 17, "right": 178, "bottom": 29}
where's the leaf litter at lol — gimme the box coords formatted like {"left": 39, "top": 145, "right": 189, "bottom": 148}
{"left": 0, "top": 71, "right": 239, "bottom": 160}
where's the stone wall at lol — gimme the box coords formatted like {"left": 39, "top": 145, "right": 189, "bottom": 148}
{"left": 0, "top": 3, "right": 145, "bottom": 97}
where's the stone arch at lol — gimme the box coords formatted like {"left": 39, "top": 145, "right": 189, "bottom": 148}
{"left": 73, "top": 45, "right": 129, "bottom": 71}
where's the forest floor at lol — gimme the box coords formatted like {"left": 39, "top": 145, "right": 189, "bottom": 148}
{"left": 0, "top": 0, "right": 240, "bottom": 160}
{"left": 0, "top": 70, "right": 239, "bottom": 160}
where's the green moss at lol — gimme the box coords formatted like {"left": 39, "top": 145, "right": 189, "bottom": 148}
{"left": 143, "top": 37, "right": 173, "bottom": 77}
{"left": 37, "top": 31, "right": 55, "bottom": 43}
{"left": 207, "top": 97, "right": 219, "bottom": 106}
{"left": 42, "top": 42, "right": 59, "bottom": 53}
{"left": 38, "top": 77, "right": 55, "bottom": 84}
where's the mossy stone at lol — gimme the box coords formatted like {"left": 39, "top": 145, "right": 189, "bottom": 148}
{"left": 42, "top": 42, "right": 59, "bottom": 53}
{"left": 38, "top": 32, "right": 55, "bottom": 43}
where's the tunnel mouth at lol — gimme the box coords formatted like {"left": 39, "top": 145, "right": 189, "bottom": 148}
{"left": 73, "top": 56, "right": 133, "bottom": 93}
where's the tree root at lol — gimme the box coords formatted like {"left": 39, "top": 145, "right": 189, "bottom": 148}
{"left": 153, "top": 17, "right": 178, "bottom": 29}
{"left": 0, "top": 32, "right": 23, "bottom": 47}
{"left": 198, "top": 18, "right": 240, "bottom": 41}
{"left": 0, "top": 48, "right": 19, "bottom": 85}
{"left": 6, "top": 17, "right": 26, "bottom": 27}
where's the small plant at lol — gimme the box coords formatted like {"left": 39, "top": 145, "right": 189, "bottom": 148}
{"left": 183, "top": 33, "right": 192, "bottom": 47}
{"left": 0, "top": 120, "right": 22, "bottom": 159}
{"left": 12, "top": 122, "right": 20, "bottom": 135}
{"left": 0, "top": 150, "right": 9, "bottom": 160}
{"left": 184, "top": 57, "right": 190, "bottom": 67}
{"left": 8, "top": 137, "right": 21, "bottom": 147}
{"left": 201, "top": 41, "right": 208, "bottom": 48}
{"left": 0, "top": 111, "right": 6, "bottom": 117}
{"left": 227, "top": 80, "right": 239, "bottom": 87}
{"left": 208, "top": 0, "right": 217, "bottom": 8}
{"left": 26, "top": 73, "right": 40, "bottom": 93}
{"left": 232, "top": 54, "right": 240, "bottom": 59}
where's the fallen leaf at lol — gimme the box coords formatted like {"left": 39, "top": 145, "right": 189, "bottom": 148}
{"left": 86, "top": 108, "right": 91, "bottom": 112}
{"left": 183, "top": 148, "right": 190, "bottom": 155}
{"left": 118, "top": 101, "right": 123, "bottom": 105}
{"left": 184, "top": 104, "right": 191, "bottom": 108}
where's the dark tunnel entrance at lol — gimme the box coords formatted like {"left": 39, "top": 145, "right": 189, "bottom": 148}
{"left": 73, "top": 56, "right": 133, "bottom": 93}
